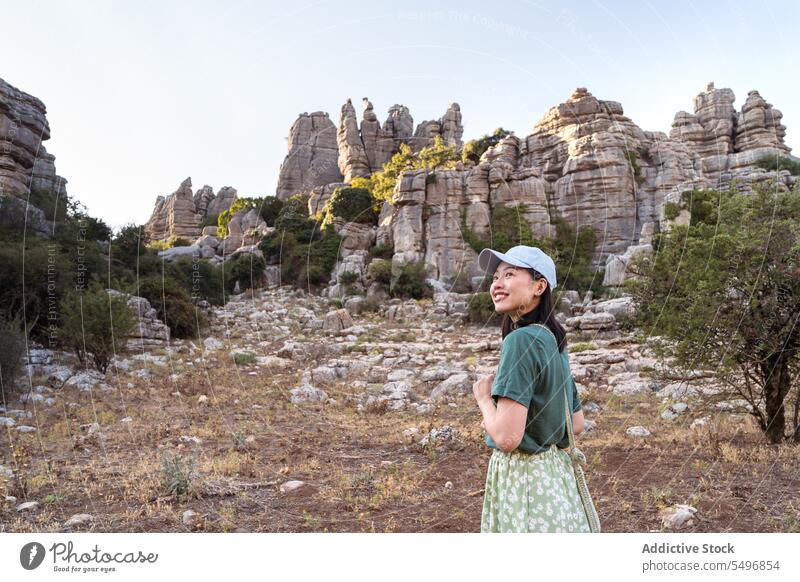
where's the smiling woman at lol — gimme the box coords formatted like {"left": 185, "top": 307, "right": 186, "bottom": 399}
{"left": 472, "top": 245, "right": 601, "bottom": 533}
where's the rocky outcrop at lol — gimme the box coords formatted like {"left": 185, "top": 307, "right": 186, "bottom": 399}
{"left": 337, "top": 99, "right": 371, "bottom": 182}
{"left": 0, "top": 77, "right": 67, "bottom": 201}
{"left": 670, "top": 82, "right": 793, "bottom": 190}
{"left": 145, "top": 178, "right": 238, "bottom": 242}
{"left": 276, "top": 111, "right": 342, "bottom": 200}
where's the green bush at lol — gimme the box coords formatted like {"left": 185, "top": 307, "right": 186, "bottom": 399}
{"left": 0, "top": 314, "right": 28, "bottom": 394}
{"left": 218, "top": 197, "right": 259, "bottom": 238}
{"left": 168, "top": 236, "right": 192, "bottom": 248}
{"left": 368, "top": 259, "right": 392, "bottom": 285}
{"left": 160, "top": 451, "right": 198, "bottom": 496}
{"left": 390, "top": 261, "right": 432, "bottom": 299}
{"left": 167, "top": 257, "right": 226, "bottom": 306}
{"left": 233, "top": 352, "right": 257, "bottom": 365}
{"left": 225, "top": 253, "right": 267, "bottom": 293}
{"left": 466, "top": 292, "right": 502, "bottom": 325}
{"left": 258, "top": 196, "right": 285, "bottom": 227}
{"left": 461, "top": 128, "right": 512, "bottom": 164}
{"left": 755, "top": 155, "right": 800, "bottom": 176}
{"left": 338, "top": 271, "right": 359, "bottom": 285}
{"left": 136, "top": 276, "right": 207, "bottom": 339}
{"left": 351, "top": 136, "right": 459, "bottom": 205}
{"left": 58, "top": 285, "right": 135, "bottom": 373}
{"left": 28, "top": 188, "right": 69, "bottom": 222}
{"left": 369, "top": 244, "right": 393, "bottom": 260}
{"left": 461, "top": 204, "right": 538, "bottom": 254}
{"left": 323, "top": 187, "right": 377, "bottom": 226}
{"left": 200, "top": 214, "right": 218, "bottom": 228}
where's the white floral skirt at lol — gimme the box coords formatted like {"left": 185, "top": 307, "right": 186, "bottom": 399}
{"left": 481, "top": 445, "right": 595, "bottom": 533}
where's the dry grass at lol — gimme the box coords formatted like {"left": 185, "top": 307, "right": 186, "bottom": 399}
{"left": 2, "top": 336, "right": 798, "bottom": 533}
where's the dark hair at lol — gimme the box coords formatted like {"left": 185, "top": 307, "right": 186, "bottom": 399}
{"left": 500, "top": 268, "right": 567, "bottom": 352}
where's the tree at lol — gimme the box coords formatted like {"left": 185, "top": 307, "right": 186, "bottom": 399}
{"left": 627, "top": 185, "right": 800, "bottom": 443}
{"left": 58, "top": 284, "right": 135, "bottom": 373}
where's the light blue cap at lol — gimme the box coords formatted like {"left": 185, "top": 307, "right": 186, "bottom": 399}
{"left": 478, "top": 245, "right": 558, "bottom": 289}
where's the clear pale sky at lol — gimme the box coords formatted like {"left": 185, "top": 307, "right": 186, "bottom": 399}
{"left": 3, "top": 0, "right": 797, "bottom": 230}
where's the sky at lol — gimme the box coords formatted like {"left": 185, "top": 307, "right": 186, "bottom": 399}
{"left": 2, "top": 0, "right": 798, "bottom": 230}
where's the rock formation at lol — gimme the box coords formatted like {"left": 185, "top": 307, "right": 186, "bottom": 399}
{"left": 145, "top": 178, "right": 237, "bottom": 242}
{"left": 0, "top": 76, "right": 67, "bottom": 203}
{"left": 275, "top": 111, "right": 341, "bottom": 200}
{"left": 670, "top": 82, "right": 793, "bottom": 189}
{"left": 277, "top": 98, "right": 465, "bottom": 200}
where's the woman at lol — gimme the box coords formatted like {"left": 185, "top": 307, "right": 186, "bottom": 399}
{"left": 472, "top": 245, "right": 600, "bottom": 533}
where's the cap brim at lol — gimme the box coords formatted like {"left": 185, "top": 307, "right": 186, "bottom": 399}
{"left": 478, "top": 248, "right": 530, "bottom": 274}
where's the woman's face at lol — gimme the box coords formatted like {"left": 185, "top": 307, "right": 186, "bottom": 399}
{"left": 490, "top": 261, "right": 546, "bottom": 317}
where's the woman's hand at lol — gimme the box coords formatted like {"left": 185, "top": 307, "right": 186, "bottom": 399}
{"left": 472, "top": 373, "right": 495, "bottom": 405}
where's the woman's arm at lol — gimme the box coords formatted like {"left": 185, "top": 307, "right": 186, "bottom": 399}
{"left": 572, "top": 409, "right": 585, "bottom": 436}
{"left": 476, "top": 395, "right": 528, "bottom": 453}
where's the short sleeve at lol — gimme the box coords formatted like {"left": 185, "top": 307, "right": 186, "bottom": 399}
{"left": 562, "top": 351, "right": 582, "bottom": 412}
{"left": 491, "top": 331, "right": 540, "bottom": 408}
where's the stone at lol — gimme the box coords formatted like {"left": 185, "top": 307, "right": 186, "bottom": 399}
{"left": 418, "top": 425, "right": 460, "bottom": 449}
{"left": 430, "top": 373, "right": 471, "bottom": 401}
{"left": 290, "top": 385, "right": 329, "bottom": 405}
{"left": 65, "top": 513, "right": 94, "bottom": 527}
{"left": 145, "top": 177, "right": 202, "bottom": 241}
{"left": 107, "top": 290, "right": 171, "bottom": 349}
{"left": 660, "top": 504, "right": 697, "bottom": 529}
{"left": 626, "top": 426, "right": 651, "bottom": 438}
{"left": 0, "top": 465, "right": 13, "bottom": 478}
{"left": 276, "top": 111, "right": 342, "bottom": 200}
{"left": 0, "top": 417, "right": 16, "bottom": 427}
{"left": 203, "top": 337, "right": 224, "bottom": 351}
{"left": 280, "top": 480, "right": 316, "bottom": 496}
{"left": 16, "top": 501, "right": 39, "bottom": 512}
{"left": 16, "top": 426, "right": 37, "bottom": 433}
{"left": 182, "top": 509, "right": 202, "bottom": 528}
{"left": 323, "top": 308, "right": 354, "bottom": 333}
{"left": 0, "top": 77, "right": 68, "bottom": 200}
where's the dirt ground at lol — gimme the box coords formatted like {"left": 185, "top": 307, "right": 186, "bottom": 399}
{"left": 2, "top": 324, "right": 799, "bottom": 533}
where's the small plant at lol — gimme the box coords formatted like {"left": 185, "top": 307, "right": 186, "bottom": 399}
{"left": 160, "top": 450, "right": 198, "bottom": 496}
{"left": 369, "top": 244, "right": 394, "bottom": 260}
{"left": 168, "top": 236, "right": 192, "bottom": 248}
{"left": 466, "top": 292, "right": 501, "bottom": 325}
{"left": 338, "top": 271, "right": 359, "bottom": 285}
{"left": 367, "top": 259, "right": 392, "bottom": 285}
{"left": 390, "top": 261, "right": 433, "bottom": 299}
{"left": 232, "top": 352, "right": 257, "bottom": 365}
{"left": 569, "top": 342, "right": 598, "bottom": 353}
{"left": 323, "top": 187, "right": 377, "bottom": 226}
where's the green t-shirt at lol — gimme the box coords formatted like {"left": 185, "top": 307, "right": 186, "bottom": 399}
{"left": 485, "top": 324, "right": 582, "bottom": 454}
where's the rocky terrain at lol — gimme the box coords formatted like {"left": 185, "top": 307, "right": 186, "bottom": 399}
{"left": 2, "top": 286, "right": 797, "bottom": 532}
{"left": 138, "top": 83, "right": 797, "bottom": 292}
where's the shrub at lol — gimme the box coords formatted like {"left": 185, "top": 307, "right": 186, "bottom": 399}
{"left": 258, "top": 196, "right": 285, "bottom": 226}
{"left": 218, "top": 197, "right": 258, "bottom": 238}
{"left": 160, "top": 451, "right": 198, "bottom": 496}
{"left": 167, "top": 257, "right": 226, "bottom": 306}
{"left": 369, "top": 244, "right": 393, "bottom": 260}
{"left": 755, "top": 155, "right": 800, "bottom": 176}
{"left": 58, "top": 285, "right": 135, "bottom": 373}
{"left": 368, "top": 259, "right": 392, "bottom": 285}
{"left": 338, "top": 271, "right": 359, "bottom": 285}
{"left": 200, "top": 214, "right": 218, "bottom": 228}
{"left": 323, "top": 187, "right": 377, "bottom": 226}
{"left": 0, "top": 314, "right": 27, "bottom": 394}
{"left": 466, "top": 292, "right": 501, "bottom": 325}
{"left": 225, "top": 253, "right": 267, "bottom": 294}
{"left": 461, "top": 128, "right": 512, "bottom": 164}
{"left": 352, "top": 136, "right": 459, "bottom": 205}
{"left": 233, "top": 352, "right": 257, "bottom": 365}
{"left": 136, "top": 276, "right": 206, "bottom": 339}
{"left": 168, "top": 236, "right": 192, "bottom": 248}
{"left": 390, "top": 261, "right": 433, "bottom": 299}
{"left": 569, "top": 342, "right": 598, "bottom": 353}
